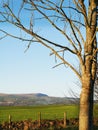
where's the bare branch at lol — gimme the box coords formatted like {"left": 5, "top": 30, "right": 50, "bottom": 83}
{"left": 30, "top": 1, "right": 79, "bottom": 52}
{"left": 0, "top": 34, "right": 8, "bottom": 40}
{"left": 0, "top": 29, "right": 37, "bottom": 42}
{"left": 60, "top": 0, "right": 64, "bottom": 9}
{"left": 73, "top": 0, "right": 88, "bottom": 26}
{"left": 52, "top": 63, "right": 64, "bottom": 69}
{"left": 34, "top": 35, "right": 82, "bottom": 81}
{"left": 60, "top": 7, "right": 83, "bottom": 52}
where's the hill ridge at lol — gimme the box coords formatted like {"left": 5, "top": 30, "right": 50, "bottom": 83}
{"left": 0, "top": 93, "right": 78, "bottom": 106}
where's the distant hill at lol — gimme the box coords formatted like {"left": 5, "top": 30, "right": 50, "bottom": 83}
{"left": 0, "top": 93, "right": 79, "bottom": 106}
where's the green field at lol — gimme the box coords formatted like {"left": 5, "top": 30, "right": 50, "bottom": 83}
{"left": 0, "top": 104, "right": 98, "bottom": 123}
{"left": 0, "top": 105, "right": 79, "bottom": 123}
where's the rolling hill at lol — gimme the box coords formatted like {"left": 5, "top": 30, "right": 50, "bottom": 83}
{"left": 0, "top": 93, "right": 79, "bottom": 106}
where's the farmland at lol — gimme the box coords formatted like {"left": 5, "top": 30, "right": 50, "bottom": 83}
{"left": 0, "top": 104, "right": 98, "bottom": 129}
{"left": 0, "top": 105, "right": 79, "bottom": 122}
{"left": 0, "top": 104, "right": 98, "bottom": 122}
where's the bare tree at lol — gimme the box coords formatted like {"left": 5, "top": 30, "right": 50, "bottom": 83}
{"left": 0, "top": 0, "right": 98, "bottom": 130}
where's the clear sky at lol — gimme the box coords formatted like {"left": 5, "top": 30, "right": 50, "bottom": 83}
{"left": 0, "top": 0, "right": 81, "bottom": 97}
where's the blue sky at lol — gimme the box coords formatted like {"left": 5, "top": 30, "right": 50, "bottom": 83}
{"left": 0, "top": 28, "right": 81, "bottom": 97}
{"left": 0, "top": 0, "right": 81, "bottom": 97}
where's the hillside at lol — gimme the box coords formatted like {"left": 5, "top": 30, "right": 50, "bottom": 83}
{"left": 0, "top": 93, "right": 79, "bottom": 106}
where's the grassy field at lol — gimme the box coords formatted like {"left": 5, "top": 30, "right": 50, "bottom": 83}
{"left": 0, "top": 105, "right": 79, "bottom": 123}
{"left": 0, "top": 104, "right": 98, "bottom": 123}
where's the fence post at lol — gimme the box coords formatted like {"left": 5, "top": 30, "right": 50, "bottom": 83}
{"left": 9, "top": 114, "right": 11, "bottom": 129}
{"left": 64, "top": 112, "right": 66, "bottom": 128}
{"left": 38, "top": 112, "right": 41, "bottom": 127}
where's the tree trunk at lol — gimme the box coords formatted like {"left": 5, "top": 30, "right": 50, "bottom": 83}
{"left": 79, "top": 1, "right": 97, "bottom": 129}
{"left": 79, "top": 73, "right": 94, "bottom": 130}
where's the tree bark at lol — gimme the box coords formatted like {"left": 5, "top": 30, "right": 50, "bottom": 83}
{"left": 79, "top": 73, "right": 94, "bottom": 130}
{"left": 79, "top": 1, "right": 97, "bottom": 130}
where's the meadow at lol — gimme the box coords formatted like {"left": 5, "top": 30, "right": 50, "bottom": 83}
{"left": 0, "top": 105, "right": 79, "bottom": 123}
{"left": 0, "top": 104, "right": 98, "bottom": 122}
{"left": 0, "top": 104, "right": 98, "bottom": 130}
